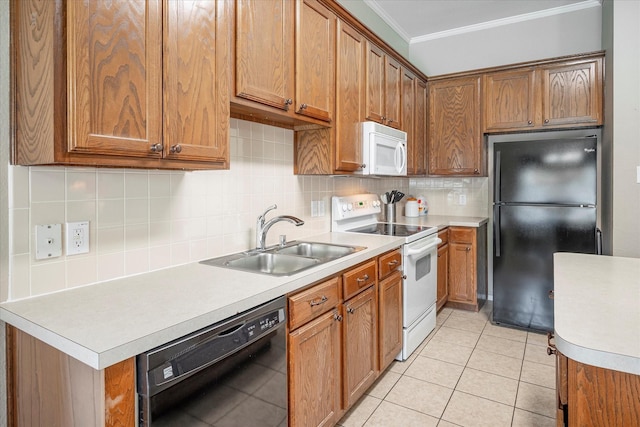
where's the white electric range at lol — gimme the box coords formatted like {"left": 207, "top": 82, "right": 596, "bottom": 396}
{"left": 332, "top": 194, "right": 441, "bottom": 360}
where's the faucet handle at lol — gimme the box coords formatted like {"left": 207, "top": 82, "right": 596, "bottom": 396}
{"left": 259, "top": 204, "right": 278, "bottom": 221}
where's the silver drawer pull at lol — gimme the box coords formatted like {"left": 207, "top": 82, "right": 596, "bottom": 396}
{"left": 356, "top": 274, "right": 370, "bottom": 283}
{"left": 387, "top": 260, "right": 399, "bottom": 266}
{"left": 309, "top": 296, "right": 328, "bottom": 307}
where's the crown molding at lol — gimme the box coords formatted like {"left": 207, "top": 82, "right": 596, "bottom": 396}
{"left": 363, "top": 0, "right": 412, "bottom": 43}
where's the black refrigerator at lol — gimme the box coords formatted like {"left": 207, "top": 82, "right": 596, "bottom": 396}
{"left": 492, "top": 137, "right": 599, "bottom": 332}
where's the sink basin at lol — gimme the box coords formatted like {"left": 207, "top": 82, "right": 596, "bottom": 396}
{"left": 200, "top": 242, "right": 366, "bottom": 276}
{"left": 274, "top": 242, "right": 364, "bottom": 260}
{"left": 201, "top": 252, "right": 320, "bottom": 276}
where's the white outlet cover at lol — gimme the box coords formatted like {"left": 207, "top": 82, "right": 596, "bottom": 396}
{"left": 66, "top": 221, "right": 90, "bottom": 255}
{"left": 637, "top": 166, "right": 640, "bottom": 184}
{"left": 35, "top": 224, "right": 62, "bottom": 260}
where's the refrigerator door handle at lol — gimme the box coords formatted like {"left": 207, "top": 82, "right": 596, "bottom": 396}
{"left": 494, "top": 150, "right": 501, "bottom": 201}
{"left": 596, "top": 228, "right": 602, "bottom": 255}
{"left": 494, "top": 205, "right": 501, "bottom": 257}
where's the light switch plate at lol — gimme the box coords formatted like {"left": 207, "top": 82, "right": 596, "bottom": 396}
{"left": 35, "top": 224, "right": 62, "bottom": 260}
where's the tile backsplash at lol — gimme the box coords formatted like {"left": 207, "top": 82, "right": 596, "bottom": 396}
{"left": 7, "top": 119, "right": 487, "bottom": 300}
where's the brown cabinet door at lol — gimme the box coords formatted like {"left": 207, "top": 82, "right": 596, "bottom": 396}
{"left": 289, "top": 309, "right": 341, "bottom": 427}
{"left": 343, "top": 286, "right": 378, "bottom": 408}
{"left": 402, "top": 68, "right": 417, "bottom": 173}
{"left": 335, "top": 20, "right": 366, "bottom": 172}
{"left": 163, "top": 0, "right": 230, "bottom": 164}
{"left": 428, "top": 76, "right": 483, "bottom": 176}
{"left": 295, "top": 0, "right": 335, "bottom": 123}
{"left": 448, "top": 241, "right": 476, "bottom": 304}
{"left": 484, "top": 69, "right": 536, "bottom": 132}
{"left": 235, "top": 0, "right": 294, "bottom": 111}
{"left": 67, "top": 0, "right": 163, "bottom": 158}
{"left": 437, "top": 243, "right": 449, "bottom": 311}
{"left": 414, "top": 78, "right": 428, "bottom": 175}
{"left": 541, "top": 59, "right": 602, "bottom": 128}
{"left": 365, "top": 42, "right": 385, "bottom": 124}
{"left": 384, "top": 56, "right": 402, "bottom": 128}
{"left": 378, "top": 271, "right": 402, "bottom": 371}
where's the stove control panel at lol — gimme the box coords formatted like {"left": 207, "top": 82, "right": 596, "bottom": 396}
{"left": 332, "top": 194, "right": 381, "bottom": 221}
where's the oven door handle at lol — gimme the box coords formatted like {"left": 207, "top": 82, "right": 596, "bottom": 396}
{"left": 405, "top": 238, "right": 441, "bottom": 258}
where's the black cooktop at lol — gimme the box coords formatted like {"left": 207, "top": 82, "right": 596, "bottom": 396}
{"left": 347, "top": 222, "right": 435, "bottom": 237}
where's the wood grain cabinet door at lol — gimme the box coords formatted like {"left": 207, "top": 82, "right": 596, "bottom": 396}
{"left": 288, "top": 309, "right": 341, "bottom": 427}
{"left": 335, "top": 20, "right": 366, "bottom": 172}
{"left": 163, "top": 0, "right": 230, "bottom": 165}
{"left": 378, "top": 271, "right": 402, "bottom": 371}
{"left": 365, "top": 42, "right": 385, "bottom": 125}
{"left": 437, "top": 242, "right": 449, "bottom": 311}
{"left": 343, "top": 285, "right": 378, "bottom": 408}
{"left": 67, "top": 0, "right": 163, "bottom": 158}
{"left": 401, "top": 68, "right": 416, "bottom": 173}
{"left": 428, "top": 76, "right": 483, "bottom": 176}
{"left": 295, "top": 0, "right": 335, "bottom": 123}
{"left": 448, "top": 241, "right": 476, "bottom": 304}
{"left": 235, "top": 0, "right": 294, "bottom": 111}
{"left": 384, "top": 56, "right": 402, "bottom": 129}
{"left": 540, "top": 59, "right": 603, "bottom": 128}
{"left": 414, "top": 78, "right": 428, "bottom": 175}
{"left": 483, "top": 69, "right": 536, "bottom": 132}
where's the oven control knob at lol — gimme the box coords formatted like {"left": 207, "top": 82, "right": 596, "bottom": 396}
{"left": 347, "top": 203, "right": 353, "bottom": 211}
{"left": 341, "top": 203, "right": 348, "bottom": 212}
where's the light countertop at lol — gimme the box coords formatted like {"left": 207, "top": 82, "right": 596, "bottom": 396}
{"left": 0, "top": 215, "right": 488, "bottom": 372}
{"left": 554, "top": 253, "right": 640, "bottom": 375}
{"left": 394, "top": 214, "right": 488, "bottom": 229}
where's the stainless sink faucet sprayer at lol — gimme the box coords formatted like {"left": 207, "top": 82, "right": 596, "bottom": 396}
{"left": 256, "top": 204, "right": 304, "bottom": 250}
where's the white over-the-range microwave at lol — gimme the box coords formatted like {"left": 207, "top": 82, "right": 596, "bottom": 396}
{"left": 357, "top": 121, "right": 408, "bottom": 176}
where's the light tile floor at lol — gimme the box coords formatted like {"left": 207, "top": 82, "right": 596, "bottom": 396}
{"left": 338, "top": 303, "right": 557, "bottom": 427}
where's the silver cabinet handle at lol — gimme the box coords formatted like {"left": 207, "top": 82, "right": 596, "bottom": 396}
{"left": 309, "top": 296, "right": 328, "bottom": 307}
{"left": 170, "top": 144, "right": 182, "bottom": 154}
{"left": 388, "top": 259, "right": 399, "bottom": 266}
{"left": 333, "top": 313, "right": 343, "bottom": 321}
{"left": 356, "top": 274, "right": 370, "bottom": 283}
{"left": 299, "top": 103, "right": 307, "bottom": 110}
{"left": 150, "top": 143, "right": 163, "bottom": 153}
{"left": 347, "top": 307, "right": 355, "bottom": 314}
{"left": 528, "top": 120, "right": 533, "bottom": 125}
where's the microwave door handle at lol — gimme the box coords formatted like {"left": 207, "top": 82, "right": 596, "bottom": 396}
{"left": 395, "top": 143, "right": 406, "bottom": 173}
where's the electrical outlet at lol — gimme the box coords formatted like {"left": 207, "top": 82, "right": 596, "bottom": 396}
{"left": 458, "top": 194, "right": 467, "bottom": 205}
{"left": 318, "top": 200, "right": 325, "bottom": 217}
{"left": 35, "top": 224, "right": 62, "bottom": 259}
{"left": 66, "top": 221, "right": 90, "bottom": 255}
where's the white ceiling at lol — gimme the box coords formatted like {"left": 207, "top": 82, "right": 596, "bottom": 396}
{"left": 363, "top": 0, "right": 600, "bottom": 43}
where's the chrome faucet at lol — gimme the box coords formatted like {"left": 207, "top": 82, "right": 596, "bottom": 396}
{"left": 256, "top": 204, "right": 304, "bottom": 250}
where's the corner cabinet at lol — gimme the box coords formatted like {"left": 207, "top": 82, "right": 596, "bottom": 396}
{"left": 12, "top": 0, "right": 230, "bottom": 170}
{"left": 446, "top": 225, "right": 487, "bottom": 312}
{"left": 483, "top": 55, "right": 603, "bottom": 133}
{"left": 428, "top": 75, "right": 485, "bottom": 176}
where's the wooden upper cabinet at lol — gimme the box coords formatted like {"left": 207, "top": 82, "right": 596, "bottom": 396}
{"left": 335, "top": 20, "right": 366, "bottom": 172}
{"left": 365, "top": 42, "right": 401, "bottom": 128}
{"left": 483, "top": 69, "right": 536, "bottom": 132}
{"left": 428, "top": 76, "right": 484, "bottom": 176}
{"left": 295, "top": 0, "right": 335, "bottom": 123}
{"left": 234, "top": 0, "right": 294, "bottom": 111}
{"left": 541, "top": 58, "right": 602, "bottom": 128}
{"left": 163, "top": 0, "right": 230, "bottom": 163}
{"left": 67, "top": 0, "right": 162, "bottom": 159}
{"left": 13, "top": 0, "right": 230, "bottom": 169}
{"left": 483, "top": 56, "right": 603, "bottom": 133}
{"left": 403, "top": 68, "right": 427, "bottom": 176}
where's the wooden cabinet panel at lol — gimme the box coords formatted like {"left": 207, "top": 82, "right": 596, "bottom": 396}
{"left": 289, "top": 309, "right": 341, "bottom": 427}
{"left": 413, "top": 78, "right": 428, "bottom": 175}
{"left": 384, "top": 56, "right": 402, "bottom": 128}
{"left": 335, "top": 20, "right": 366, "bottom": 172}
{"left": 483, "top": 69, "right": 536, "bottom": 131}
{"left": 67, "top": 0, "right": 163, "bottom": 158}
{"left": 378, "top": 271, "right": 402, "bottom": 370}
{"left": 234, "top": 0, "right": 294, "bottom": 111}
{"left": 343, "top": 285, "right": 378, "bottom": 408}
{"left": 428, "top": 76, "right": 484, "bottom": 176}
{"left": 343, "top": 260, "right": 377, "bottom": 300}
{"left": 437, "top": 241, "right": 449, "bottom": 311}
{"left": 448, "top": 241, "right": 476, "bottom": 304}
{"left": 541, "top": 59, "right": 602, "bottom": 128}
{"left": 446, "top": 225, "right": 487, "bottom": 311}
{"left": 288, "top": 277, "right": 341, "bottom": 331}
{"left": 163, "top": 0, "right": 230, "bottom": 164}
{"left": 365, "top": 42, "right": 385, "bottom": 124}
{"left": 295, "top": 0, "right": 335, "bottom": 122}
{"left": 402, "top": 69, "right": 417, "bottom": 174}
{"left": 378, "top": 249, "right": 402, "bottom": 279}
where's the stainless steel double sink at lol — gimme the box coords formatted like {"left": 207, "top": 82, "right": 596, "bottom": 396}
{"left": 200, "top": 242, "right": 366, "bottom": 276}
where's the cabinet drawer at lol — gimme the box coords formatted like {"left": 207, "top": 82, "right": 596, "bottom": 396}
{"left": 438, "top": 228, "right": 449, "bottom": 246}
{"left": 343, "top": 260, "right": 377, "bottom": 300}
{"left": 378, "top": 249, "right": 402, "bottom": 279}
{"left": 289, "top": 277, "right": 341, "bottom": 331}
{"left": 449, "top": 227, "right": 474, "bottom": 243}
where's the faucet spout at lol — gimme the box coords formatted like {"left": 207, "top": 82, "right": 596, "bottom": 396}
{"left": 255, "top": 206, "right": 304, "bottom": 250}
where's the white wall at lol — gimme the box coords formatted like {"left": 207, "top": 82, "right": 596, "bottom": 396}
{"left": 603, "top": 0, "right": 640, "bottom": 258}
{"left": 410, "top": 5, "right": 602, "bottom": 76}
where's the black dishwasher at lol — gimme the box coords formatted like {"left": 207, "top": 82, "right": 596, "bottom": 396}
{"left": 137, "top": 296, "right": 287, "bottom": 427}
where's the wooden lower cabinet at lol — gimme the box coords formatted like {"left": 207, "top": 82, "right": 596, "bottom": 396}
{"left": 446, "top": 225, "right": 487, "bottom": 312}
{"left": 378, "top": 270, "right": 403, "bottom": 370}
{"left": 7, "top": 326, "right": 135, "bottom": 427}
{"left": 436, "top": 228, "right": 449, "bottom": 311}
{"left": 288, "top": 309, "right": 342, "bottom": 427}
{"left": 556, "top": 350, "right": 640, "bottom": 426}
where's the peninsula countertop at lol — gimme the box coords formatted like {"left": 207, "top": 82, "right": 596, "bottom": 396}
{"left": 553, "top": 253, "right": 640, "bottom": 375}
